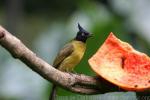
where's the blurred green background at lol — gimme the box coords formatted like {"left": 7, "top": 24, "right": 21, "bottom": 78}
{"left": 0, "top": 0, "right": 150, "bottom": 100}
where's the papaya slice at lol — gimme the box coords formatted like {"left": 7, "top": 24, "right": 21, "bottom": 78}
{"left": 88, "top": 32, "right": 150, "bottom": 91}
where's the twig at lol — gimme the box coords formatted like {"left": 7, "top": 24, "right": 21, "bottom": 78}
{"left": 0, "top": 26, "right": 102, "bottom": 94}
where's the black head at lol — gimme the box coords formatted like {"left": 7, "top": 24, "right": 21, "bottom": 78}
{"left": 75, "top": 23, "right": 92, "bottom": 43}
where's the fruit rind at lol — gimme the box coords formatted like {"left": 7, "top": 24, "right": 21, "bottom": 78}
{"left": 88, "top": 32, "right": 150, "bottom": 91}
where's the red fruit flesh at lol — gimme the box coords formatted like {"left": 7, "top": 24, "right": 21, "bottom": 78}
{"left": 88, "top": 32, "right": 150, "bottom": 91}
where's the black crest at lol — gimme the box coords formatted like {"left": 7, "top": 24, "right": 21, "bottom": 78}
{"left": 75, "top": 23, "right": 92, "bottom": 42}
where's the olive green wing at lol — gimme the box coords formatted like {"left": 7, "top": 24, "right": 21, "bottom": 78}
{"left": 53, "top": 43, "right": 74, "bottom": 68}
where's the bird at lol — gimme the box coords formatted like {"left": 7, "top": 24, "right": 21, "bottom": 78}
{"left": 49, "top": 23, "right": 92, "bottom": 100}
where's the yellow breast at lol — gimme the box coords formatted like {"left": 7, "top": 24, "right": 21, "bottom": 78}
{"left": 58, "top": 40, "right": 86, "bottom": 72}
{"left": 72, "top": 40, "right": 86, "bottom": 59}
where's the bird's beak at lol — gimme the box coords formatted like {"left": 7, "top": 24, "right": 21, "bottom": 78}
{"left": 88, "top": 33, "right": 94, "bottom": 38}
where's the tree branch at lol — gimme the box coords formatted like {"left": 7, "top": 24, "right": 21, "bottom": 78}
{"left": 0, "top": 26, "right": 123, "bottom": 94}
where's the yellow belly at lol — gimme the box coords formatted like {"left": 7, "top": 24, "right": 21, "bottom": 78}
{"left": 58, "top": 41, "right": 86, "bottom": 72}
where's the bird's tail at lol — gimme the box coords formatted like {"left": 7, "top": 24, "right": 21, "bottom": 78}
{"left": 49, "top": 84, "right": 57, "bottom": 100}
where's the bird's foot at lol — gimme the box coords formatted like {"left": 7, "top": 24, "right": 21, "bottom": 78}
{"left": 71, "top": 70, "right": 78, "bottom": 74}
{"left": 67, "top": 70, "right": 78, "bottom": 75}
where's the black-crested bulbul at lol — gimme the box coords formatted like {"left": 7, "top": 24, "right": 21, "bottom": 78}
{"left": 49, "top": 24, "right": 92, "bottom": 100}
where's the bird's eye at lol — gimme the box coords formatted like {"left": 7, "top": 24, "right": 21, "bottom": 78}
{"left": 81, "top": 33, "right": 84, "bottom": 36}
